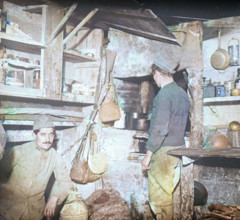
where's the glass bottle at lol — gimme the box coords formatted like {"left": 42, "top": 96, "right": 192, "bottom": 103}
{"left": 235, "top": 68, "right": 240, "bottom": 89}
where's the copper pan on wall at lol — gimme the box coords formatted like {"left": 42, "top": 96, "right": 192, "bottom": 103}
{"left": 210, "top": 29, "right": 230, "bottom": 70}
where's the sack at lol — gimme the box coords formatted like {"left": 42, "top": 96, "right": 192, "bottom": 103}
{"left": 70, "top": 159, "right": 100, "bottom": 184}
{"left": 85, "top": 188, "right": 131, "bottom": 220}
{"left": 99, "top": 101, "right": 121, "bottom": 123}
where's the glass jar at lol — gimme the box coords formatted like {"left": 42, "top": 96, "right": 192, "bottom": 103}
{"left": 228, "top": 38, "right": 240, "bottom": 66}
{"left": 224, "top": 81, "right": 234, "bottom": 96}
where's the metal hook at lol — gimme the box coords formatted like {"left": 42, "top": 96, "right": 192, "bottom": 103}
{"left": 208, "top": 105, "right": 217, "bottom": 114}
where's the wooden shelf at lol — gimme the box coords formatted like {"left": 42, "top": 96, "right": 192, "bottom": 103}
{"left": 0, "top": 84, "right": 43, "bottom": 99}
{"left": 133, "top": 131, "right": 149, "bottom": 139}
{"left": 128, "top": 152, "right": 146, "bottom": 161}
{"left": 168, "top": 147, "right": 240, "bottom": 159}
{"left": 2, "top": 58, "right": 40, "bottom": 70}
{"left": 62, "top": 92, "right": 95, "bottom": 104}
{"left": 0, "top": 84, "right": 96, "bottom": 104}
{"left": 0, "top": 32, "right": 45, "bottom": 53}
{"left": 63, "top": 49, "right": 98, "bottom": 63}
{"left": 204, "top": 96, "right": 240, "bottom": 105}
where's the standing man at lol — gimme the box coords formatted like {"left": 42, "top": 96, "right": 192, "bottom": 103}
{"left": 0, "top": 115, "right": 73, "bottom": 220}
{"left": 141, "top": 60, "right": 190, "bottom": 220}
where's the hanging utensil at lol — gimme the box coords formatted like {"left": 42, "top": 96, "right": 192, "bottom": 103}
{"left": 210, "top": 29, "right": 230, "bottom": 70}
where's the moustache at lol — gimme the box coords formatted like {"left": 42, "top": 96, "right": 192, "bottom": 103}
{"left": 43, "top": 142, "right": 52, "bottom": 144}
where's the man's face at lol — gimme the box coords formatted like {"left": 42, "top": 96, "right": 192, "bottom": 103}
{"left": 35, "top": 127, "right": 55, "bottom": 150}
{"left": 153, "top": 70, "right": 161, "bottom": 88}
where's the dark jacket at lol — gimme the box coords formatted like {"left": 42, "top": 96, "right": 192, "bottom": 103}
{"left": 146, "top": 82, "right": 190, "bottom": 153}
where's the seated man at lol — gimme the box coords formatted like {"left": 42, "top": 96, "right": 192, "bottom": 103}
{"left": 0, "top": 115, "right": 74, "bottom": 220}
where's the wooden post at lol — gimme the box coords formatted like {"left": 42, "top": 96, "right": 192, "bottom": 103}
{"left": 42, "top": 4, "right": 64, "bottom": 100}
{"left": 181, "top": 158, "right": 194, "bottom": 220}
{"left": 169, "top": 21, "right": 204, "bottom": 218}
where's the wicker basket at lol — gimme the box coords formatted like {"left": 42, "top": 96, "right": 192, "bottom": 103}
{"left": 60, "top": 191, "right": 88, "bottom": 220}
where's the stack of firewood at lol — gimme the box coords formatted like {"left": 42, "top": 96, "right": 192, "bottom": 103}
{"left": 203, "top": 203, "right": 240, "bottom": 219}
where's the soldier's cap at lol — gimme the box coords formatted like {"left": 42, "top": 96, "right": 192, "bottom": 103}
{"left": 153, "top": 51, "right": 179, "bottom": 74}
{"left": 33, "top": 115, "right": 55, "bottom": 131}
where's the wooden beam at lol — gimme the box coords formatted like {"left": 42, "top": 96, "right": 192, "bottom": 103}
{"left": 6, "top": 130, "right": 64, "bottom": 143}
{"left": 63, "top": 8, "right": 99, "bottom": 46}
{"left": 99, "top": 8, "right": 157, "bottom": 20}
{"left": 0, "top": 115, "right": 83, "bottom": 122}
{"left": 0, "top": 108, "right": 85, "bottom": 118}
{"left": 22, "top": 5, "right": 46, "bottom": 13}
{"left": 3, "top": 120, "right": 81, "bottom": 127}
{"left": 6, "top": 125, "right": 86, "bottom": 143}
{"left": 49, "top": 3, "right": 78, "bottom": 43}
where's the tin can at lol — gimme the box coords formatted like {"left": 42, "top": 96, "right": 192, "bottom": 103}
{"left": 215, "top": 85, "right": 225, "bottom": 97}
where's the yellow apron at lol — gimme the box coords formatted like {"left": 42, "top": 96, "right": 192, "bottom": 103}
{"left": 148, "top": 146, "right": 181, "bottom": 220}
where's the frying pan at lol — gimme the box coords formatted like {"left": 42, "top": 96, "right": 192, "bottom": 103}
{"left": 210, "top": 29, "right": 230, "bottom": 70}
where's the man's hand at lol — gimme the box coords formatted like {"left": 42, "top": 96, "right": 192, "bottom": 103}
{"left": 43, "top": 195, "right": 59, "bottom": 219}
{"left": 141, "top": 150, "right": 153, "bottom": 172}
{"left": 0, "top": 144, "right": 4, "bottom": 160}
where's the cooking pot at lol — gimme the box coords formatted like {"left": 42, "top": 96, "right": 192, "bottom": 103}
{"left": 210, "top": 29, "right": 230, "bottom": 70}
{"left": 194, "top": 181, "right": 208, "bottom": 206}
{"left": 125, "top": 112, "right": 150, "bottom": 131}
